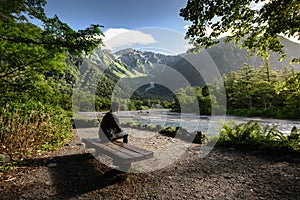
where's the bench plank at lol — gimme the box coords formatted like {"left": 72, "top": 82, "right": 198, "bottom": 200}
{"left": 82, "top": 138, "right": 135, "bottom": 164}
{"left": 82, "top": 138, "right": 154, "bottom": 166}
{"left": 122, "top": 144, "right": 154, "bottom": 158}
{"left": 105, "top": 143, "right": 146, "bottom": 161}
{"left": 113, "top": 141, "right": 154, "bottom": 159}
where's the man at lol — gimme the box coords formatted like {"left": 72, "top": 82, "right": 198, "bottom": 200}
{"left": 98, "top": 102, "right": 128, "bottom": 143}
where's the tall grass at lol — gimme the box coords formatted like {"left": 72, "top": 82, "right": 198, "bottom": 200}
{"left": 0, "top": 101, "right": 72, "bottom": 160}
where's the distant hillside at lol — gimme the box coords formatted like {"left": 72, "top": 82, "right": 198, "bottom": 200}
{"left": 206, "top": 36, "right": 300, "bottom": 74}
{"left": 86, "top": 36, "right": 299, "bottom": 78}
{"left": 80, "top": 37, "right": 299, "bottom": 100}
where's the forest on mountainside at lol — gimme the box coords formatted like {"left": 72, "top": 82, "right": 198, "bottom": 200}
{"left": 171, "top": 64, "right": 300, "bottom": 119}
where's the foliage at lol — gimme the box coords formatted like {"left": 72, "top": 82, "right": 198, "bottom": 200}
{"left": 288, "top": 126, "right": 300, "bottom": 150}
{"left": 171, "top": 85, "right": 226, "bottom": 115}
{"left": 104, "top": 54, "right": 299, "bottom": 120}
{"left": 223, "top": 64, "right": 299, "bottom": 119}
{"left": 0, "top": 0, "right": 103, "bottom": 55}
{"left": 0, "top": 0, "right": 104, "bottom": 172}
{"left": 159, "top": 126, "right": 178, "bottom": 137}
{"left": 0, "top": 161, "right": 20, "bottom": 175}
{"left": 217, "top": 120, "right": 300, "bottom": 154}
{"left": 0, "top": 0, "right": 104, "bottom": 105}
{"left": 0, "top": 101, "right": 72, "bottom": 160}
{"left": 118, "top": 99, "right": 173, "bottom": 111}
{"left": 180, "top": 0, "right": 300, "bottom": 62}
{"left": 172, "top": 86, "right": 212, "bottom": 114}
{"left": 192, "top": 131, "right": 208, "bottom": 144}
{"left": 276, "top": 72, "right": 300, "bottom": 118}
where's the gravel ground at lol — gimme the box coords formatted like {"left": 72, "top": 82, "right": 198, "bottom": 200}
{"left": 1, "top": 128, "right": 300, "bottom": 200}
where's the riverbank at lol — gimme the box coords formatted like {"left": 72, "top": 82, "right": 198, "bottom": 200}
{"left": 76, "top": 110, "right": 300, "bottom": 134}
{"left": 1, "top": 128, "right": 300, "bottom": 199}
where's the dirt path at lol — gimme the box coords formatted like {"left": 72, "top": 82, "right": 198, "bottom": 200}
{"left": 1, "top": 128, "right": 300, "bottom": 199}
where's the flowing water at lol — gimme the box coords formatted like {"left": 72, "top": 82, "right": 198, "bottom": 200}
{"left": 79, "top": 110, "right": 300, "bottom": 136}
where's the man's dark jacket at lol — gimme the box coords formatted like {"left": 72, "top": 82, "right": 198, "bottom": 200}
{"left": 99, "top": 112, "right": 122, "bottom": 140}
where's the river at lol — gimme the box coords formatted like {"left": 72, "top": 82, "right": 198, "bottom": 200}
{"left": 79, "top": 110, "right": 300, "bottom": 136}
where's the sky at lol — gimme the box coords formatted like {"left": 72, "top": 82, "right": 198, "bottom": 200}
{"left": 44, "top": 0, "right": 191, "bottom": 54}
{"left": 42, "top": 0, "right": 299, "bottom": 55}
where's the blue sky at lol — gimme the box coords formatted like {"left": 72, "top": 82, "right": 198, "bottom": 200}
{"left": 44, "top": 0, "right": 191, "bottom": 54}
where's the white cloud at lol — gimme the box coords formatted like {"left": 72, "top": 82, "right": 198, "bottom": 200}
{"left": 183, "top": 24, "right": 190, "bottom": 30}
{"left": 103, "top": 28, "right": 157, "bottom": 51}
{"left": 205, "top": 26, "right": 232, "bottom": 39}
{"left": 250, "top": 0, "right": 270, "bottom": 10}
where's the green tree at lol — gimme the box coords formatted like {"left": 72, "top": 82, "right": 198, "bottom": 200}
{"left": 0, "top": 0, "right": 104, "bottom": 104}
{"left": 172, "top": 86, "right": 213, "bottom": 114}
{"left": 235, "top": 64, "right": 255, "bottom": 109}
{"left": 251, "top": 63, "right": 280, "bottom": 109}
{"left": 223, "top": 62, "right": 300, "bottom": 118}
{"left": 0, "top": 0, "right": 105, "bottom": 163}
{"left": 276, "top": 72, "right": 300, "bottom": 118}
{"left": 180, "top": 0, "right": 300, "bottom": 62}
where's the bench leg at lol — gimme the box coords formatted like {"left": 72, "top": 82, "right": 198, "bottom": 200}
{"left": 113, "top": 160, "right": 131, "bottom": 172}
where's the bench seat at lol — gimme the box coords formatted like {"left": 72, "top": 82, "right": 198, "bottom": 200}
{"left": 82, "top": 138, "right": 154, "bottom": 171}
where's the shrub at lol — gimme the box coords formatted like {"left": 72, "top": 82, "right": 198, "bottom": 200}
{"left": 0, "top": 101, "right": 72, "bottom": 160}
{"left": 287, "top": 126, "right": 300, "bottom": 151}
{"left": 217, "top": 120, "right": 300, "bottom": 155}
{"left": 192, "top": 131, "right": 208, "bottom": 144}
{"left": 159, "top": 126, "right": 208, "bottom": 144}
{"left": 159, "top": 126, "right": 178, "bottom": 137}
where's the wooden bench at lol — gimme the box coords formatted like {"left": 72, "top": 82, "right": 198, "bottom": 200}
{"left": 82, "top": 138, "right": 154, "bottom": 171}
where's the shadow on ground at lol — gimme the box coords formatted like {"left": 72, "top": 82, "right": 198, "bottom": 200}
{"left": 5, "top": 147, "right": 300, "bottom": 199}
{"left": 19, "top": 153, "right": 127, "bottom": 199}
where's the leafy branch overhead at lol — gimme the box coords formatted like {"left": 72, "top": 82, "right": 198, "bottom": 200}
{"left": 0, "top": 0, "right": 104, "bottom": 103}
{"left": 0, "top": 0, "right": 104, "bottom": 55}
{"left": 180, "top": 0, "right": 300, "bottom": 62}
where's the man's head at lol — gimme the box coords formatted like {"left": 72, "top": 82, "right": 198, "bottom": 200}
{"left": 111, "top": 102, "right": 120, "bottom": 113}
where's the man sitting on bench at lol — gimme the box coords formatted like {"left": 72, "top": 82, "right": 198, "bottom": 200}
{"left": 98, "top": 102, "right": 128, "bottom": 143}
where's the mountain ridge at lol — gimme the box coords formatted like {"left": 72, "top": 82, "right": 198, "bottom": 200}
{"left": 88, "top": 36, "right": 300, "bottom": 80}
{"left": 80, "top": 37, "right": 299, "bottom": 100}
